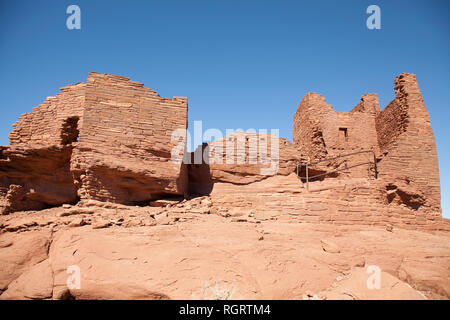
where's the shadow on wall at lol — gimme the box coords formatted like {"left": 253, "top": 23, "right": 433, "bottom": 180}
{"left": 296, "top": 164, "right": 337, "bottom": 183}
{"left": 187, "top": 143, "right": 213, "bottom": 196}
{"left": 60, "top": 116, "right": 80, "bottom": 145}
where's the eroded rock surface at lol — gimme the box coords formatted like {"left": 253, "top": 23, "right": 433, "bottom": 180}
{"left": 0, "top": 201, "right": 448, "bottom": 300}
{"left": 1, "top": 72, "right": 188, "bottom": 214}
{"left": 0, "top": 72, "right": 448, "bottom": 300}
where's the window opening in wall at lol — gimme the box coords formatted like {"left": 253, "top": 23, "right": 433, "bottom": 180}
{"left": 338, "top": 127, "right": 348, "bottom": 145}
{"left": 61, "top": 116, "right": 80, "bottom": 145}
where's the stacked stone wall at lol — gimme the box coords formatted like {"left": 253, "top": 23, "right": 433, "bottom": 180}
{"left": 9, "top": 83, "right": 85, "bottom": 147}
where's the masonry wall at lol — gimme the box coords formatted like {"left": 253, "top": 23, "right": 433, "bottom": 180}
{"left": 0, "top": 71, "right": 442, "bottom": 220}
{"left": 293, "top": 93, "right": 332, "bottom": 161}
{"left": 293, "top": 93, "right": 379, "bottom": 179}
{"left": 188, "top": 132, "right": 303, "bottom": 191}
{"left": 70, "top": 72, "right": 188, "bottom": 204}
{"left": 9, "top": 83, "right": 85, "bottom": 147}
{"left": 375, "top": 73, "right": 441, "bottom": 214}
{"left": 292, "top": 73, "right": 441, "bottom": 215}
{"left": 0, "top": 83, "right": 85, "bottom": 214}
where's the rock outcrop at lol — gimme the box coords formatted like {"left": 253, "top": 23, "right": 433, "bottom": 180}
{"left": 187, "top": 73, "right": 445, "bottom": 230}
{"left": 0, "top": 72, "right": 448, "bottom": 300}
{"left": 0, "top": 201, "right": 448, "bottom": 299}
{"left": 1, "top": 72, "right": 188, "bottom": 214}
{"left": 187, "top": 132, "right": 306, "bottom": 195}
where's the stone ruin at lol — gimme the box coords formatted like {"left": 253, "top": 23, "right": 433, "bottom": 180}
{"left": 293, "top": 73, "right": 441, "bottom": 214}
{"left": 0, "top": 72, "right": 188, "bottom": 213}
{"left": 0, "top": 72, "right": 445, "bottom": 230}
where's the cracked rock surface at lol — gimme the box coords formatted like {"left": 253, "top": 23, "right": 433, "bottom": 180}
{"left": 0, "top": 197, "right": 448, "bottom": 300}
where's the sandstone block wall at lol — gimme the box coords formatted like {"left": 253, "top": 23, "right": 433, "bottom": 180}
{"left": 293, "top": 93, "right": 332, "bottom": 161}
{"left": 375, "top": 73, "right": 441, "bottom": 214}
{"left": 188, "top": 132, "right": 305, "bottom": 195}
{"left": 293, "top": 93, "right": 379, "bottom": 179}
{"left": 70, "top": 72, "right": 188, "bottom": 204}
{"left": 293, "top": 73, "right": 441, "bottom": 215}
{"left": 8, "top": 83, "right": 85, "bottom": 147}
{"left": 0, "top": 72, "right": 443, "bottom": 226}
{"left": 1, "top": 83, "right": 86, "bottom": 214}
{"left": 1, "top": 72, "right": 189, "bottom": 213}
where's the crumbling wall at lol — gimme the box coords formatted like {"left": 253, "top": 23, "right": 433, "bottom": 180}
{"left": 351, "top": 93, "right": 380, "bottom": 114}
{"left": 1, "top": 72, "right": 189, "bottom": 212}
{"left": 0, "top": 84, "right": 85, "bottom": 214}
{"left": 292, "top": 73, "right": 441, "bottom": 215}
{"left": 293, "top": 93, "right": 333, "bottom": 161}
{"left": 347, "top": 94, "right": 380, "bottom": 153}
{"left": 375, "top": 73, "right": 441, "bottom": 214}
{"left": 70, "top": 72, "right": 188, "bottom": 204}
{"left": 8, "top": 83, "right": 85, "bottom": 147}
{"left": 189, "top": 132, "right": 304, "bottom": 188}
{"left": 293, "top": 93, "right": 379, "bottom": 179}
{"left": 0, "top": 71, "right": 442, "bottom": 223}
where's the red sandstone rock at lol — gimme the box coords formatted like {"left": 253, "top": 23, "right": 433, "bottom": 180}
{"left": 317, "top": 267, "right": 426, "bottom": 300}
{"left": 293, "top": 73, "right": 440, "bottom": 215}
{"left": 1, "top": 72, "right": 188, "bottom": 214}
{"left": 0, "top": 230, "right": 51, "bottom": 291}
{"left": 0, "top": 72, "right": 448, "bottom": 300}
{"left": 0, "top": 205, "right": 447, "bottom": 300}
{"left": 0, "top": 259, "right": 53, "bottom": 300}
{"left": 188, "top": 132, "right": 305, "bottom": 194}
{"left": 321, "top": 239, "right": 340, "bottom": 253}
{"left": 0, "top": 145, "right": 78, "bottom": 214}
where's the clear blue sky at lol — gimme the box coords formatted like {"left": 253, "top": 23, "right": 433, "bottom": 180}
{"left": 1, "top": 0, "right": 449, "bottom": 217}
